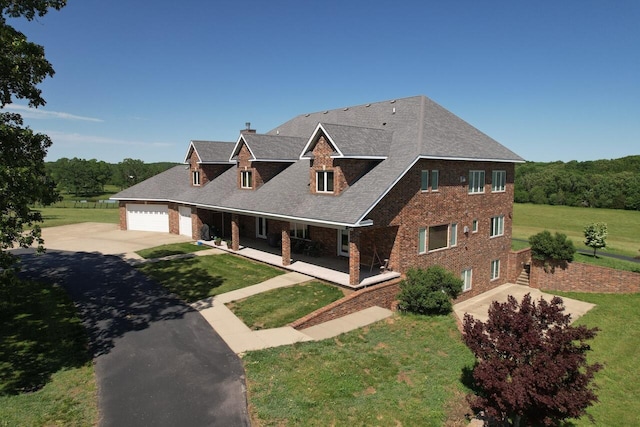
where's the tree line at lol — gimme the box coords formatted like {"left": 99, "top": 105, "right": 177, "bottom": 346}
{"left": 46, "top": 158, "right": 178, "bottom": 197}
{"left": 515, "top": 155, "right": 640, "bottom": 210}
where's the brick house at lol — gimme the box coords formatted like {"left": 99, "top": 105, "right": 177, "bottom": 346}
{"left": 112, "top": 95, "right": 524, "bottom": 298}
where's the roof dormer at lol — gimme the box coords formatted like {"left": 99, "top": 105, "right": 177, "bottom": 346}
{"left": 184, "top": 140, "right": 234, "bottom": 187}
{"left": 230, "top": 133, "right": 305, "bottom": 190}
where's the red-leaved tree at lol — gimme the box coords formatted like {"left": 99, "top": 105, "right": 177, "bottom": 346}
{"left": 462, "top": 294, "right": 601, "bottom": 426}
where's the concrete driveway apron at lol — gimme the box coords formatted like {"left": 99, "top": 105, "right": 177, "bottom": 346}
{"left": 17, "top": 224, "right": 249, "bottom": 427}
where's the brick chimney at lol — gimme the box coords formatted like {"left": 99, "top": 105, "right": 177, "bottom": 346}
{"left": 241, "top": 122, "right": 256, "bottom": 134}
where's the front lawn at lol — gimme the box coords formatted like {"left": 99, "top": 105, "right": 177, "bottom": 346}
{"left": 244, "top": 313, "right": 475, "bottom": 426}
{"left": 136, "top": 242, "right": 211, "bottom": 259}
{"left": 227, "top": 281, "right": 345, "bottom": 330}
{"left": 36, "top": 207, "right": 119, "bottom": 228}
{"left": 549, "top": 292, "right": 640, "bottom": 425}
{"left": 137, "top": 254, "right": 285, "bottom": 303}
{"left": 0, "top": 275, "right": 97, "bottom": 426}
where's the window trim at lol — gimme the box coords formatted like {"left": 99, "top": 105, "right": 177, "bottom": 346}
{"left": 316, "top": 170, "right": 334, "bottom": 193}
{"left": 490, "top": 259, "right": 500, "bottom": 281}
{"left": 418, "top": 227, "right": 427, "bottom": 254}
{"left": 192, "top": 170, "right": 201, "bottom": 186}
{"left": 462, "top": 268, "right": 472, "bottom": 292}
{"left": 450, "top": 223, "right": 457, "bottom": 247}
{"left": 472, "top": 219, "right": 478, "bottom": 233}
{"left": 241, "top": 170, "right": 253, "bottom": 189}
{"left": 490, "top": 215, "right": 505, "bottom": 238}
{"left": 492, "top": 170, "right": 506, "bottom": 193}
{"left": 421, "top": 169, "right": 439, "bottom": 192}
{"left": 290, "top": 222, "right": 309, "bottom": 239}
{"left": 468, "top": 170, "right": 485, "bottom": 194}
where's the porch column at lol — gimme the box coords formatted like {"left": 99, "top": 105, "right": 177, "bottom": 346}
{"left": 281, "top": 222, "right": 291, "bottom": 266}
{"left": 349, "top": 228, "right": 361, "bottom": 287}
{"left": 231, "top": 214, "right": 240, "bottom": 251}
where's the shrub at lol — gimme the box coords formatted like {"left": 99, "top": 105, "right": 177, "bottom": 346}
{"left": 529, "top": 230, "right": 575, "bottom": 263}
{"left": 396, "top": 266, "right": 462, "bottom": 315}
{"left": 463, "top": 294, "right": 601, "bottom": 426}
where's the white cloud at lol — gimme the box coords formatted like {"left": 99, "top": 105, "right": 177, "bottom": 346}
{"left": 4, "top": 104, "right": 104, "bottom": 122}
{"left": 44, "top": 130, "right": 173, "bottom": 147}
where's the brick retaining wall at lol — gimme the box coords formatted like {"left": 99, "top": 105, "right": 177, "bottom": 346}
{"left": 291, "top": 279, "right": 402, "bottom": 330}
{"left": 530, "top": 260, "right": 639, "bottom": 293}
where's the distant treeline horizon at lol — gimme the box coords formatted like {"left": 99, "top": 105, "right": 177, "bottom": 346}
{"left": 515, "top": 155, "right": 640, "bottom": 211}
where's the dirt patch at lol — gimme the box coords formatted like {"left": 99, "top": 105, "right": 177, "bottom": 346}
{"left": 396, "top": 370, "right": 414, "bottom": 386}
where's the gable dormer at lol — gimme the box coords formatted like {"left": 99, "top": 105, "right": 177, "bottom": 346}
{"left": 301, "top": 123, "right": 391, "bottom": 196}
{"left": 184, "top": 141, "right": 235, "bottom": 187}
{"left": 230, "top": 133, "right": 304, "bottom": 190}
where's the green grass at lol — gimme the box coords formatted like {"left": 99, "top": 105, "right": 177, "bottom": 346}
{"left": 36, "top": 207, "right": 119, "bottom": 228}
{"left": 136, "top": 242, "right": 211, "bottom": 259}
{"left": 574, "top": 253, "right": 640, "bottom": 273}
{"left": 244, "top": 313, "right": 475, "bottom": 426}
{"left": 0, "top": 275, "right": 97, "bottom": 426}
{"left": 513, "top": 203, "right": 640, "bottom": 257}
{"left": 548, "top": 292, "right": 640, "bottom": 426}
{"left": 227, "top": 281, "right": 345, "bottom": 330}
{"left": 137, "top": 254, "right": 285, "bottom": 303}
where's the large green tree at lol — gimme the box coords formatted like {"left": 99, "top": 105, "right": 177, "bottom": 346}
{"left": 1, "top": 1, "right": 66, "bottom": 270}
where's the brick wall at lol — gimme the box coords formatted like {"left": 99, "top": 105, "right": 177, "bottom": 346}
{"left": 530, "top": 260, "right": 640, "bottom": 293}
{"left": 291, "top": 279, "right": 402, "bottom": 330}
{"left": 168, "top": 202, "right": 179, "bottom": 234}
{"left": 368, "top": 159, "right": 515, "bottom": 301}
{"left": 507, "top": 248, "right": 531, "bottom": 283}
{"left": 310, "top": 136, "right": 346, "bottom": 196}
{"left": 118, "top": 202, "right": 126, "bottom": 230}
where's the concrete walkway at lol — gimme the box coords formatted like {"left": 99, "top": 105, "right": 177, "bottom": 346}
{"left": 189, "top": 271, "right": 393, "bottom": 354}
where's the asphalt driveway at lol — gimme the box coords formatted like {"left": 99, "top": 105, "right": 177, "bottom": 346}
{"left": 17, "top": 224, "right": 249, "bottom": 426}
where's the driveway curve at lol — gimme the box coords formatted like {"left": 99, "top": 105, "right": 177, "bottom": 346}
{"left": 19, "top": 249, "right": 249, "bottom": 427}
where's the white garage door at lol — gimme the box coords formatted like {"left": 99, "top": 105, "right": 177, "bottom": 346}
{"left": 178, "top": 206, "right": 193, "bottom": 237}
{"left": 126, "top": 204, "right": 169, "bottom": 233}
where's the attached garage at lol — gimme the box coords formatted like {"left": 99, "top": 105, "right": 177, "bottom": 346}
{"left": 126, "top": 204, "right": 169, "bottom": 233}
{"left": 178, "top": 206, "right": 193, "bottom": 237}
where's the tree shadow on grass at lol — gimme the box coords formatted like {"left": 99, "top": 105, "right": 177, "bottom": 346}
{"left": 136, "top": 257, "right": 225, "bottom": 303}
{"left": 17, "top": 251, "right": 198, "bottom": 361}
{"left": 0, "top": 273, "right": 89, "bottom": 394}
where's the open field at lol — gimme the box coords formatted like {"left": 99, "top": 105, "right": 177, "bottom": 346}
{"left": 513, "top": 203, "right": 640, "bottom": 257}
{"left": 36, "top": 207, "right": 119, "bottom": 228}
{"left": 550, "top": 292, "right": 640, "bottom": 425}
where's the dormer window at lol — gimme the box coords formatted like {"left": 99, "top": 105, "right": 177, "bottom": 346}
{"left": 192, "top": 170, "right": 201, "bottom": 186}
{"left": 241, "top": 170, "right": 253, "bottom": 189}
{"left": 316, "top": 170, "right": 334, "bottom": 193}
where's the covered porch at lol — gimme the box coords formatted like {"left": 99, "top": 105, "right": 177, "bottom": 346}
{"left": 196, "top": 209, "right": 401, "bottom": 289}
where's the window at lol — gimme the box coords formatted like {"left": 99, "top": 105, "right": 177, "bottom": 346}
{"left": 491, "top": 259, "right": 500, "bottom": 280}
{"left": 490, "top": 215, "right": 504, "bottom": 237}
{"left": 450, "top": 223, "right": 457, "bottom": 247}
{"left": 472, "top": 219, "right": 478, "bottom": 233}
{"left": 492, "top": 170, "right": 506, "bottom": 192}
{"left": 468, "top": 170, "right": 485, "bottom": 194}
{"left": 241, "top": 170, "right": 252, "bottom": 189}
{"left": 290, "top": 222, "right": 309, "bottom": 239}
{"left": 192, "top": 170, "right": 200, "bottom": 186}
{"left": 462, "top": 268, "right": 472, "bottom": 292}
{"left": 428, "top": 224, "right": 449, "bottom": 251}
{"left": 421, "top": 170, "right": 439, "bottom": 192}
{"left": 316, "top": 171, "right": 334, "bottom": 193}
{"left": 421, "top": 170, "right": 429, "bottom": 191}
{"left": 418, "top": 228, "right": 427, "bottom": 254}
{"left": 431, "top": 170, "right": 439, "bottom": 191}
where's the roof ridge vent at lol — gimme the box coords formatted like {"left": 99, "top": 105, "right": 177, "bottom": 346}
{"left": 390, "top": 99, "right": 396, "bottom": 104}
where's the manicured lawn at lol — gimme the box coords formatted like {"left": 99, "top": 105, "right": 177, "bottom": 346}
{"left": 227, "top": 281, "right": 345, "bottom": 330}
{"left": 548, "top": 292, "right": 640, "bottom": 426}
{"left": 0, "top": 275, "right": 97, "bottom": 426}
{"left": 574, "top": 252, "right": 640, "bottom": 273}
{"left": 136, "top": 242, "right": 211, "bottom": 259}
{"left": 513, "top": 203, "right": 640, "bottom": 257}
{"left": 137, "top": 254, "right": 285, "bottom": 303}
{"left": 244, "top": 313, "right": 475, "bottom": 426}
{"left": 36, "top": 207, "right": 119, "bottom": 228}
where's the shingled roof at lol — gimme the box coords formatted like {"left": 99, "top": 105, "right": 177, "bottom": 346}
{"left": 114, "top": 95, "right": 524, "bottom": 227}
{"left": 185, "top": 140, "right": 235, "bottom": 164}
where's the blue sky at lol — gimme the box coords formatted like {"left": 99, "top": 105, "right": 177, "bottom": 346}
{"left": 6, "top": 0, "right": 639, "bottom": 163}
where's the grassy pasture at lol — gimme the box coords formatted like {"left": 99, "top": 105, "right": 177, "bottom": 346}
{"left": 513, "top": 203, "right": 640, "bottom": 257}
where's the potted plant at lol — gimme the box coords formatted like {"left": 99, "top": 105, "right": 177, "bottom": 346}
{"left": 214, "top": 237, "right": 222, "bottom": 246}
